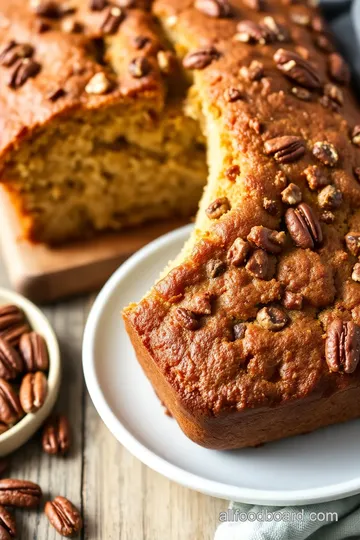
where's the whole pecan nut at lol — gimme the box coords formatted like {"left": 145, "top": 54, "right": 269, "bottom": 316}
{"left": 45, "top": 496, "right": 82, "bottom": 537}
{"left": 325, "top": 319, "right": 360, "bottom": 374}
{"left": 0, "top": 379, "right": 23, "bottom": 426}
{"left": 0, "top": 479, "right": 42, "bottom": 508}
{"left": 285, "top": 203, "right": 323, "bottom": 249}
{"left": 0, "top": 504, "right": 16, "bottom": 539}
{"left": 256, "top": 306, "right": 289, "bottom": 331}
{"left": 19, "top": 332, "right": 49, "bottom": 372}
{"left": 0, "top": 338, "right": 23, "bottom": 381}
{"left": 19, "top": 372, "right": 47, "bottom": 414}
{"left": 205, "top": 197, "right": 231, "bottom": 219}
{"left": 274, "top": 48, "right": 322, "bottom": 89}
{"left": 247, "top": 226, "right": 286, "bottom": 254}
{"left": 183, "top": 47, "right": 220, "bottom": 70}
{"left": 264, "top": 135, "right": 305, "bottom": 164}
{"left": 42, "top": 415, "right": 71, "bottom": 455}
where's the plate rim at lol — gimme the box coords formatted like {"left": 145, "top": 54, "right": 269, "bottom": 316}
{"left": 82, "top": 224, "right": 360, "bottom": 505}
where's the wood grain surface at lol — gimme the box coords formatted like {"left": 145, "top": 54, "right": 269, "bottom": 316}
{"left": 0, "top": 257, "right": 226, "bottom": 539}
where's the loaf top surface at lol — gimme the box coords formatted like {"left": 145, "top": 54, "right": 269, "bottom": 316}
{"left": 0, "top": 0, "right": 169, "bottom": 160}
{"left": 124, "top": 0, "right": 360, "bottom": 417}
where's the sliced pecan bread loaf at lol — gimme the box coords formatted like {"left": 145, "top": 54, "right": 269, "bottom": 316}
{"left": 0, "top": 0, "right": 206, "bottom": 244}
{"left": 124, "top": 0, "right": 360, "bottom": 449}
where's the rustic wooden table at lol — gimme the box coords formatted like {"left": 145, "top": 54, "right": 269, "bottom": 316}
{"left": 0, "top": 257, "right": 226, "bottom": 539}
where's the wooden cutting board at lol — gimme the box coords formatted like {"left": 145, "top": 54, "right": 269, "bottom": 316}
{"left": 0, "top": 189, "right": 186, "bottom": 304}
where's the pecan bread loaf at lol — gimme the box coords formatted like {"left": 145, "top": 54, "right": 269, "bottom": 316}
{"left": 124, "top": 0, "right": 360, "bottom": 449}
{"left": 0, "top": 0, "right": 207, "bottom": 243}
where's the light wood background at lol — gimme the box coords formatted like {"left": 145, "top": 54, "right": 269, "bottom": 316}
{"left": 0, "top": 256, "right": 227, "bottom": 539}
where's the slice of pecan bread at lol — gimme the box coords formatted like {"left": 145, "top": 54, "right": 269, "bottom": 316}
{"left": 0, "top": 1, "right": 206, "bottom": 244}
{"left": 124, "top": 0, "right": 360, "bottom": 449}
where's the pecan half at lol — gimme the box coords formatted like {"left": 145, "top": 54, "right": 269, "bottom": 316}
{"left": 0, "top": 305, "right": 29, "bottom": 345}
{"left": 227, "top": 238, "right": 250, "bottom": 266}
{"left": 19, "top": 332, "right": 49, "bottom": 372}
{"left": 0, "top": 504, "right": 16, "bottom": 538}
{"left": 42, "top": 415, "right": 71, "bottom": 455}
{"left": 318, "top": 185, "right": 342, "bottom": 209}
{"left": 247, "top": 226, "right": 286, "bottom": 254}
{"left": 183, "top": 47, "right": 220, "bottom": 70}
{"left": 328, "top": 53, "right": 350, "bottom": 84}
{"left": 8, "top": 59, "right": 41, "bottom": 89}
{"left": 0, "top": 379, "right": 23, "bottom": 426}
{"left": 45, "top": 496, "right": 82, "bottom": 537}
{"left": 264, "top": 135, "right": 305, "bottom": 164}
{"left": 0, "top": 479, "right": 42, "bottom": 508}
{"left": 312, "top": 141, "right": 339, "bottom": 167}
{"left": 325, "top": 320, "right": 360, "bottom": 374}
{"left": 285, "top": 203, "right": 323, "bottom": 249}
{"left": 19, "top": 372, "right": 47, "bottom": 414}
{"left": 175, "top": 308, "right": 200, "bottom": 330}
{"left": 100, "top": 6, "right": 124, "bottom": 34}
{"left": 194, "top": 0, "right": 232, "bottom": 18}
{"left": 256, "top": 306, "right": 289, "bottom": 331}
{"left": 345, "top": 232, "right": 360, "bottom": 257}
{"left": 0, "top": 43, "right": 34, "bottom": 67}
{"left": 206, "top": 197, "right": 231, "bottom": 219}
{"left": 246, "top": 250, "right": 275, "bottom": 280}
{"left": 274, "top": 48, "right": 322, "bottom": 89}
{"left": 0, "top": 339, "right": 23, "bottom": 381}
{"left": 235, "top": 20, "right": 272, "bottom": 44}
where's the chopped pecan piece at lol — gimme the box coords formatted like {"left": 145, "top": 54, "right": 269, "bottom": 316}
{"left": 85, "top": 72, "right": 113, "bottom": 94}
{"left": 285, "top": 203, "right": 323, "bottom": 249}
{"left": 303, "top": 165, "right": 329, "bottom": 190}
{"left": 235, "top": 20, "right": 272, "bottom": 44}
{"left": 100, "top": 6, "right": 124, "bottom": 34}
{"left": 281, "top": 183, "right": 302, "bottom": 205}
{"left": 206, "top": 197, "right": 231, "bottom": 219}
{"left": 262, "top": 16, "right": 289, "bottom": 42}
{"left": 345, "top": 232, "right": 360, "bottom": 257}
{"left": 246, "top": 250, "right": 274, "bottom": 280}
{"left": 324, "top": 83, "right": 343, "bottom": 106}
{"left": 264, "top": 135, "right": 305, "bottom": 164}
{"left": 312, "top": 141, "right": 338, "bottom": 167}
{"left": 194, "top": 0, "right": 232, "bottom": 18}
{"left": 175, "top": 308, "right": 200, "bottom": 331}
{"left": 318, "top": 185, "right": 342, "bottom": 209}
{"left": 352, "top": 263, "right": 360, "bottom": 283}
{"left": 325, "top": 319, "right": 360, "bottom": 374}
{"left": 282, "top": 291, "right": 303, "bottom": 310}
{"left": 263, "top": 198, "right": 278, "bottom": 215}
{"left": 227, "top": 238, "right": 250, "bottom": 266}
{"left": 206, "top": 259, "right": 226, "bottom": 278}
{"left": 351, "top": 126, "right": 360, "bottom": 147}
{"left": 224, "top": 87, "right": 243, "bottom": 102}
{"left": 128, "top": 57, "right": 151, "bottom": 78}
{"left": 328, "top": 53, "right": 350, "bottom": 84}
{"left": 225, "top": 164, "right": 240, "bottom": 181}
{"left": 247, "top": 226, "right": 285, "bottom": 254}
{"left": 233, "top": 323, "right": 246, "bottom": 340}
{"left": 256, "top": 306, "right": 289, "bottom": 331}
{"left": 291, "top": 87, "right": 311, "bottom": 101}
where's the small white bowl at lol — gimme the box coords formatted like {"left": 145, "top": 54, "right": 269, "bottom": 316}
{"left": 0, "top": 288, "right": 61, "bottom": 456}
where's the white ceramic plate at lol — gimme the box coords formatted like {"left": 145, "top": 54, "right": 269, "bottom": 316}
{"left": 83, "top": 224, "right": 360, "bottom": 506}
{"left": 0, "top": 288, "right": 61, "bottom": 456}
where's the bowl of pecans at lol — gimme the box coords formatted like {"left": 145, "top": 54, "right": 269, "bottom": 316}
{"left": 0, "top": 287, "right": 61, "bottom": 456}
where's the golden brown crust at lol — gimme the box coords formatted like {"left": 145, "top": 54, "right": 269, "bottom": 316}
{"left": 124, "top": 0, "right": 360, "bottom": 448}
